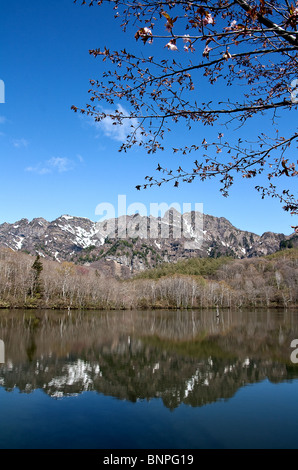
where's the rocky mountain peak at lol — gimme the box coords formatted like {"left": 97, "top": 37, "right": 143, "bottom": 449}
{"left": 0, "top": 212, "right": 295, "bottom": 277}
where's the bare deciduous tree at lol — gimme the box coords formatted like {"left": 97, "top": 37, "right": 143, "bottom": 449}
{"left": 72, "top": 0, "right": 298, "bottom": 218}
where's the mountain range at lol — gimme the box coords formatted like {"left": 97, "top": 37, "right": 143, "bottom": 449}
{"left": 0, "top": 210, "right": 296, "bottom": 277}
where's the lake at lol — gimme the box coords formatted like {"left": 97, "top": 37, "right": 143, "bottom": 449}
{"left": 0, "top": 308, "right": 298, "bottom": 449}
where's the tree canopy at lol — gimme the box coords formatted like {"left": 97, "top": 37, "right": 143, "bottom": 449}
{"left": 72, "top": 0, "right": 298, "bottom": 219}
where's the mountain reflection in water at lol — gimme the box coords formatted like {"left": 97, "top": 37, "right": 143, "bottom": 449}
{"left": 0, "top": 308, "right": 298, "bottom": 409}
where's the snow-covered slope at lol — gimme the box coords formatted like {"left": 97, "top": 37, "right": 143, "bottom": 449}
{"left": 0, "top": 210, "right": 291, "bottom": 275}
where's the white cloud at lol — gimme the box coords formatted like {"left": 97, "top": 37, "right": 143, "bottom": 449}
{"left": 26, "top": 165, "right": 51, "bottom": 175}
{"left": 12, "top": 138, "right": 29, "bottom": 148}
{"left": 91, "top": 104, "right": 141, "bottom": 143}
{"left": 0, "top": 116, "right": 6, "bottom": 124}
{"left": 76, "top": 154, "right": 84, "bottom": 163}
{"left": 48, "top": 157, "right": 74, "bottom": 172}
{"left": 25, "top": 156, "right": 77, "bottom": 175}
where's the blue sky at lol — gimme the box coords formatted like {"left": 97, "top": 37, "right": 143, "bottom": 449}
{"left": 0, "top": 0, "right": 297, "bottom": 236}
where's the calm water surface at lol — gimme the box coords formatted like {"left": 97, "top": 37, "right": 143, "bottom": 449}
{"left": 0, "top": 308, "right": 297, "bottom": 449}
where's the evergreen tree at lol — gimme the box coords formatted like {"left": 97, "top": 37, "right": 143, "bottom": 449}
{"left": 31, "top": 254, "right": 43, "bottom": 298}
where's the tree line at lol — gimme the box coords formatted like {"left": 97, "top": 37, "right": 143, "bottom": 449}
{"left": 0, "top": 246, "right": 297, "bottom": 310}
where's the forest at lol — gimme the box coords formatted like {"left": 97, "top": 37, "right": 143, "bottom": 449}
{"left": 0, "top": 246, "right": 297, "bottom": 310}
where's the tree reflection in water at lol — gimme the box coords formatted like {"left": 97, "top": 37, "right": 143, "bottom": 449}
{"left": 0, "top": 308, "right": 298, "bottom": 408}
